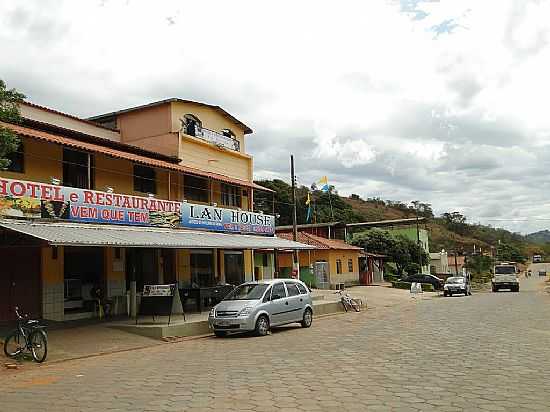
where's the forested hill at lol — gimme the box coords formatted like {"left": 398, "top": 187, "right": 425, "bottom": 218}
{"left": 254, "top": 179, "right": 539, "bottom": 258}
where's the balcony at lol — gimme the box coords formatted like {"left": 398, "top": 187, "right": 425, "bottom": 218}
{"left": 190, "top": 127, "right": 240, "bottom": 152}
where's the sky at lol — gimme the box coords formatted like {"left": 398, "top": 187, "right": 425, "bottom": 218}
{"left": 1, "top": 0, "right": 550, "bottom": 234}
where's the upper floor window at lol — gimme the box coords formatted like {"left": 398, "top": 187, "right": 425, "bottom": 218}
{"left": 221, "top": 183, "right": 241, "bottom": 207}
{"left": 221, "top": 129, "right": 235, "bottom": 138}
{"left": 133, "top": 165, "right": 156, "bottom": 194}
{"left": 63, "top": 149, "right": 94, "bottom": 189}
{"left": 184, "top": 175, "right": 209, "bottom": 203}
{"left": 5, "top": 140, "right": 24, "bottom": 173}
{"left": 183, "top": 114, "right": 202, "bottom": 137}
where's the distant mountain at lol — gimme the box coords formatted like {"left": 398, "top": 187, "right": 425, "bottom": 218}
{"left": 525, "top": 230, "right": 550, "bottom": 244}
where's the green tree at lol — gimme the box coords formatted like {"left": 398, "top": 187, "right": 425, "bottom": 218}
{"left": 351, "top": 229, "right": 429, "bottom": 277}
{"left": 496, "top": 242, "right": 526, "bottom": 263}
{"left": 465, "top": 254, "right": 493, "bottom": 276}
{"left": 0, "top": 79, "right": 25, "bottom": 169}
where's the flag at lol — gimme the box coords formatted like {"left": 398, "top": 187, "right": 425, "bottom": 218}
{"left": 305, "top": 192, "right": 312, "bottom": 223}
{"left": 317, "top": 176, "right": 329, "bottom": 192}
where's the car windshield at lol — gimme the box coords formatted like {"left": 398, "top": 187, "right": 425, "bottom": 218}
{"left": 447, "top": 277, "right": 465, "bottom": 284}
{"left": 223, "top": 284, "right": 269, "bottom": 300}
{"left": 495, "top": 266, "right": 515, "bottom": 274}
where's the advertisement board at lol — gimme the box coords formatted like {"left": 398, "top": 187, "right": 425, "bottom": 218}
{"left": 0, "top": 177, "right": 275, "bottom": 235}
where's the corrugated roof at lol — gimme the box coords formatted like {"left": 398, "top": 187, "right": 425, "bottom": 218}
{"left": 88, "top": 98, "right": 253, "bottom": 135}
{"left": 277, "top": 232, "right": 362, "bottom": 251}
{"left": 346, "top": 218, "right": 426, "bottom": 227}
{"left": 0, "top": 220, "right": 314, "bottom": 249}
{"left": 1, "top": 121, "right": 273, "bottom": 193}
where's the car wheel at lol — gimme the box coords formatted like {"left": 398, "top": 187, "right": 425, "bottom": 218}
{"left": 301, "top": 308, "right": 313, "bottom": 328}
{"left": 214, "top": 330, "right": 227, "bottom": 338}
{"left": 449, "top": 292, "right": 452, "bottom": 297}
{"left": 255, "top": 315, "right": 270, "bottom": 336}
{"left": 443, "top": 291, "right": 448, "bottom": 297}
{"left": 492, "top": 285, "right": 497, "bottom": 292}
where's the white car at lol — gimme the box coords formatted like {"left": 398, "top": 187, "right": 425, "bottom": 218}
{"left": 443, "top": 276, "right": 471, "bottom": 297}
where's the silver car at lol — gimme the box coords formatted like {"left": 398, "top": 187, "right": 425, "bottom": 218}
{"left": 208, "top": 279, "right": 313, "bottom": 337}
{"left": 443, "top": 276, "right": 472, "bottom": 297}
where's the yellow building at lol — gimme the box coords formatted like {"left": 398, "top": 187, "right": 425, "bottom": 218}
{"left": 0, "top": 99, "right": 311, "bottom": 322}
{"left": 276, "top": 232, "right": 363, "bottom": 288}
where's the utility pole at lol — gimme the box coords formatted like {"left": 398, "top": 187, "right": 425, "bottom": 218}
{"left": 412, "top": 201, "right": 422, "bottom": 270}
{"left": 454, "top": 251, "right": 459, "bottom": 275}
{"left": 290, "top": 155, "right": 299, "bottom": 278}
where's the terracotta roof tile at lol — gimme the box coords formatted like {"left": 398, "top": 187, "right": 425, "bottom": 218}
{"left": 1, "top": 121, "right": 273, "bottom": 192}
{"left": 277, "top": 232, "right": 363, "bottom": 251}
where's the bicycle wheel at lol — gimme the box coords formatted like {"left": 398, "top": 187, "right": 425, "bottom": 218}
{"left": 340, "top": 297, "right": 349, "bottom": 312}
{"left": 29, "top": 330, "right": 48, "bottom": 363}
{"left": 4, "top": 330, "right": 24, "bottom": 358}
{"left": 350, "top": 299, "right": 361, "bottom": 312}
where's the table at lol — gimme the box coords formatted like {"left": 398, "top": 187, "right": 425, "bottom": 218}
{"left": 179, "top": 285, "right": 235, "bottom": 312}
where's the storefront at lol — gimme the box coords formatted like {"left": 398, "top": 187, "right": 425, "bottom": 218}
{"left": 0, "top": 177, "right": 313, "bottom": 321}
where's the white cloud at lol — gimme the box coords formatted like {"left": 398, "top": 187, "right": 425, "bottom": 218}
{"left": 1, "top": 0, "right": 550, "bottom": 234}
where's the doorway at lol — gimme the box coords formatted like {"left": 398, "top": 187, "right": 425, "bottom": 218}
{"left": 0, "top": 247, "right": 41, "bottom": 321}
{"left": 64, "top": 247, "right": 105, "bottom": 313}
{"left": 224, "top": 251, "right": 244, "bottom": 285}
{"left": 125, "top": 248, "right": 159, "bottom": 292}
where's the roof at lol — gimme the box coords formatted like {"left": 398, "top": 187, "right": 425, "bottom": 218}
{"left": 448, "top": 256, "right": 465, "bottom": 265}
{"left": 0, "top": 220, "right": 314, "bottom": 249}
{"left": 1, "top": 121, "right": 273, "bottom": 193}
{"left": 21, "top": 101, "right": 120, "bottom": 132}
{"left": 277, "top": 232, "right": 362, "bottom": 251}
{"left": 88, "top": 98, "right": 253, "bottom": 135}
{"left": 275, "top": 222, "right": 344, "bottom": 231}
{"left": 346, "top": 217, "right": 426, "bottom": 228}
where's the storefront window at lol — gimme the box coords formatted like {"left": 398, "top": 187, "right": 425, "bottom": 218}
{"left": 348, "top": 259, "right": 353, "bottom": 273}
{"left": 191, "top": 250, "right": 214, "bottom": 287}
{"left": 224, "top": 251, "right": 244, "bottom": 285}
{"left": 184, "top": 175, "right": 209, "bottom": 203}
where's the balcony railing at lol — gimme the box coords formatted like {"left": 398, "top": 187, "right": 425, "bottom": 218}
{"left": 192, "top": 127, "right": 240, "bottom": 152}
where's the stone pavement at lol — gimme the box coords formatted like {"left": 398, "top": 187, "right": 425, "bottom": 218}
{"left": 2, "top": 277, "right": 550, "bottom": 411}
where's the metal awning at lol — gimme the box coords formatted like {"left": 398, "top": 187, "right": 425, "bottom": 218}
{"left": 0, "top": 220, "right": 315, "bottom": 250}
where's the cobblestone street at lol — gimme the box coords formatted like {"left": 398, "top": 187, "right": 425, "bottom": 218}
{"left": 2, "top": 278, "right": 550, "bottom": 411}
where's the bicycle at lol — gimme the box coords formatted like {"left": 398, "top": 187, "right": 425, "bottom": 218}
{"left": 335, "top": 290, "right": 362, "bottom": 312}
{"left": 3, "top": 306, "right": 48, "bottom": 363}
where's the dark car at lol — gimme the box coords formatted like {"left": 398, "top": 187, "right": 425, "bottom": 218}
{"left": 400, "top": 274, "right": 444, "bottom": 290}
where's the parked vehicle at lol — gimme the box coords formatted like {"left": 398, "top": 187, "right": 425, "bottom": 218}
{"left": 334, "top": 290, "right": 362, "bottom": 312}
{"left": 539, "top": 271, "right": 547, "bottom": 277}
{"left": 533, "top": 255, "right": 542, "bottom": 263}
{"left": 443, "top": 276, "right": 471, "bottom": 297}
{"left": 399, "top": 274, "right": 444, "bottom": 290}
{"left": 4, "top": 307, "right": 48, "bottom": 363}
{"left": 492, "top": 263, "right": 520, "bottom": 292}
{"left": 209, "top": 279, "right": 313, "bottom": 337}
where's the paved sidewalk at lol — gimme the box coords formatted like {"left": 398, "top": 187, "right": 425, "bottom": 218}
{"left": 2, "top": 285, "right": 428, "bottom": 370}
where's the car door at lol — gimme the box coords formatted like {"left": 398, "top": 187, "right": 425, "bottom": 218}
{"left": 268, "top": 282, "right": 289, "bottom": 326}
{"left": 284, "top": 281, "right": 303, "bottom": 322}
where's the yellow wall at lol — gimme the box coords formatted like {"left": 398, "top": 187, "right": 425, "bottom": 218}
{"left": 2, "top": 138, "right": 62, "bottom": 183}
{"left": 176, "top": 249, "right": 191, "bottom": 284}
{"left": 104, "top": 247, "right": 125, "bottom": 282}
{"left": 41, "top": 246, "right": 64, "bottom": 285}
{"left": 277, "top": 249, "right": 360, "bottom": 285}
{"left": 178, "top": 137, "right": 252, "bottom": 181}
